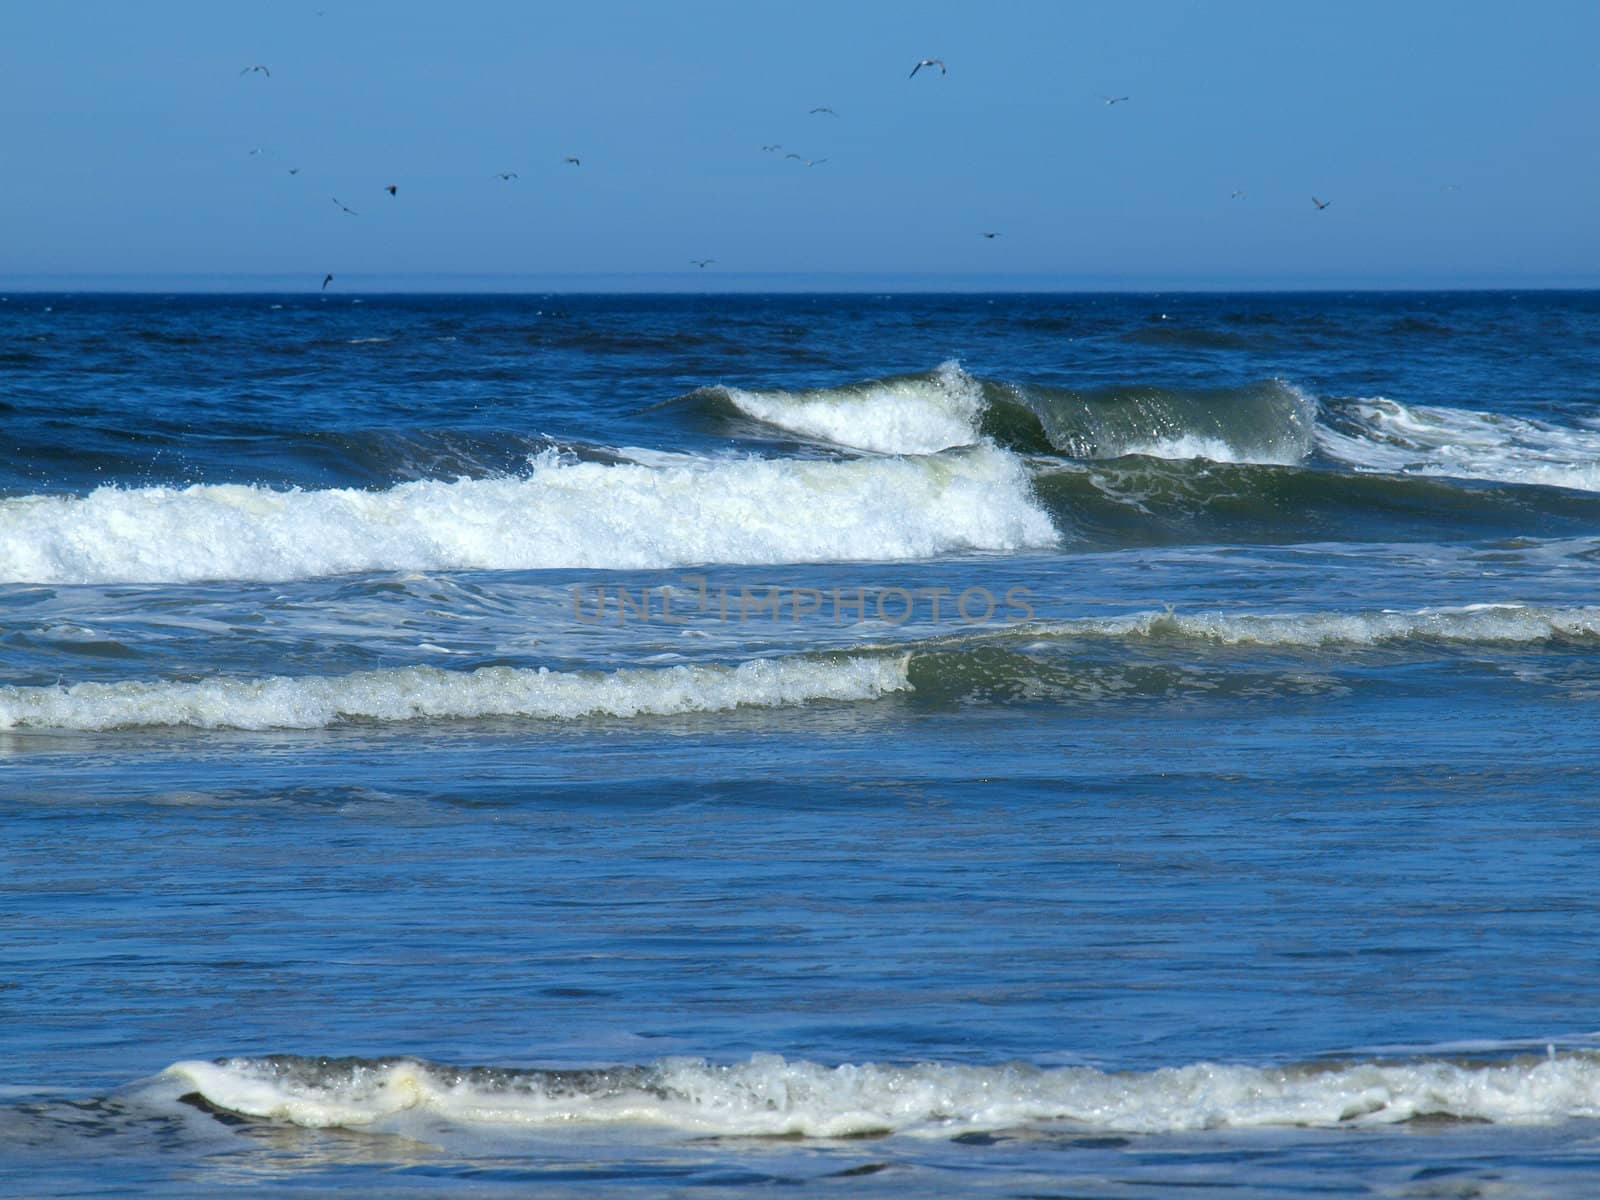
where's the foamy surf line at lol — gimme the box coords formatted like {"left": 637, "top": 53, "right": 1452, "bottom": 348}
{"left": 0, "top": 444, "right": 1056, "bottom": 585}
{"left": 1318, "top": 396, "right": 1600, "bottom": 493}
{"left": 1044, "top": 603, "right": 1600, "bottom": 648}
{"left": 162, "top": 1051, "right": 1600, "bottom": 1136}
{"left": 0, "top": 655, "right": 912, "bottom": 732}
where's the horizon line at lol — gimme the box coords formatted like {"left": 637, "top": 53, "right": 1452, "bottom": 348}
{"left": 2, "top": 270, "right": 1598, "bottom": 297}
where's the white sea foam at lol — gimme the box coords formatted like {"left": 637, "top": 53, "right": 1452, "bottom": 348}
{"left": 713, "top": 361, "right": 986, "bottom": 454}
{"left": 1318, "top": 397, "right": 1600, "bottom": 492}
{"left": 0, "top": 655, "right": 912, "bottom": 731}
{"left": 1058, "top": 604, "right": 1600, "bottom": 648}
{"left": 163, "top": 1052, "right": 1600, "bottom": 1136}
{"left": 0, "top": 444, "right": 1056, "bottom": 585}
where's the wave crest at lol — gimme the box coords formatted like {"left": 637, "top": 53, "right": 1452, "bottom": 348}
{"left": 701, "top": 361, "right": 985, "bottom": 454}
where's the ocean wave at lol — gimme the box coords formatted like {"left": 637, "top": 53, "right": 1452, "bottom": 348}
{"left": 1007, "top": 378, "right": 1317, "bottom": 465}
{"left": 1318, "top": 397, "right": 1600, "bottom": 493}
{"left": 895, "top": 604, "right": 1600, "bottom": 705}
{"left": 694, "top": 361, "right": 986, "bottom": 455}
{"left": 163, "top": 1050, "right": 1600, "bottom": 1136}
{"left": 0, "top": 444, "right": 1057, "bottom": 585}
{"left": 13, "top": 603, "right": 1591, "bottom": 731}
{"left": 0, "top": 654, "right": 911, "bottom": 731}
{"left": 1030, "top": 455, "right": 1600, "bottom": 549}
{"left": 1039, "top": 603, "right": 1600, "bottom": 648}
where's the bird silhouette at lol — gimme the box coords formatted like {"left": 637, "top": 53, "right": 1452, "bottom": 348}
{"left": 1313, "top": 196, "right": 1331, "bottom": 210}
{"left": 332, "top": 196, "right": 359, "bottom": 215}
{"left": 321, "top": 273, "right": 333, "bottom": 291}
{"left": 690, "top": 259, "right": 716, "bottom": 269}
{"left": 910, "top": 58, "right": 946, "bottom": 78}
{"left": 384, "top": 185, "right": 397, "bottom": 196}
{"left": 240, "top": 65, "right": 270, "bottom": 77}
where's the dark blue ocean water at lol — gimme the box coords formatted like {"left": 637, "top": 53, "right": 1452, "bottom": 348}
{"left": 2, "top": 291, "right": 1599, "bottom": 1196}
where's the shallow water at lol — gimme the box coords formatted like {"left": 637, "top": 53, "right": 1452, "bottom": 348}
{"left": 2, "top": 291, "right": 1599, "bottom": 1195}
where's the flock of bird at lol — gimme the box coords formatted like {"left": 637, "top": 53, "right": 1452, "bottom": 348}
{"left": 239, "top": 54, "right": 1350, "bottom": 289}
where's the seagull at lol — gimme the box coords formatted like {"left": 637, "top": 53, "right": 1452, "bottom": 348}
{"left": 332, "top": 196, "right": 359, "bottom": 215}
{"left": 240, "top": 65, "right": 270, "bottom": 77}
{"left": 288, "top": 167, "right": 300, "bottom": 175}
{"left": 1102, "top": 95, "right": 1129, "bottom": 105}
{"left": 981, "top": 231, "right": 1000, "bottom": 239}
{"left": 248, "top": 146, "right": 266, "bottom": 156}
{"left": 495, "top": 171, "right": 518, "bottom": 181}
{"left": 761, "top": 144, "right": 782, "bottom": 152}
{"left": 1231, "top": 190, "right": 1246, "bottom": 199}
{"left": 785, "top": 154, "right": 827, "bottom": 166}
{"left": 321, "top": 273, "right": 333, "bottom": 291}
{"left": 563, "top": 156, "right": 581, "bottom": 166}
{"left": 910, "top": 58, "right": 945, "bottom": 78}
{"left": 690, "top": 259, "right": 715, "bottom": 269}
{"left": 1312, "top": 196, "right": 1331, "bottom": 210}
{"left": 809, "top": 106, "right": 838, "bottom": 116}
{"left": 384, "top": 184, "right": 397, "bottom": 195}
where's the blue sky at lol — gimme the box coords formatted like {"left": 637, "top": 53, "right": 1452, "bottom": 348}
{"left": 2, "top": 0, "right": 1596, "bottom": 290}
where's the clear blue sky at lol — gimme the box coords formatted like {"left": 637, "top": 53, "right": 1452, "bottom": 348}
{"left": 2, "top": 0, "right": 1596, "bottom": 290}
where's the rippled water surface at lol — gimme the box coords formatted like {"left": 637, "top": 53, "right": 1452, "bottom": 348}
{"left": 2, "top": 291, "right": 1599, "bottom": 1196}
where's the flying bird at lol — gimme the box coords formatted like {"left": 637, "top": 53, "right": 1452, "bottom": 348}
{"left": 563, "top": 156, "right": 581, "bottom": 166}
{"left": 321, "top": 273, "right": 333, "bottom": 291}
{"left": 910, "top": 58, "right": 945, "bottom": 78}
{"left": 1231, "top": 190, "right": 1246, "bottom": 199}
{"left": 761, "top": 144, "right": 782, "bottom": 152}
{"left": 495, "top": 171, "right": 518, "bottom": 181}
{"left": 1312, "top": 196, "right": 1331, "bottom": 210}
{"left": 288, "top": 167, "right": 300, "bottom": 175}
{"left": 332, "top": 196, "right": 359, "bottom": 215}
{"left": 1102, "top": 95, "right": 1130, "bottom": 105}
{"left": 785, "top": 154, "right": 827, "bottom": 166}
{"left": 809, "top": 106, "right": 838, "bottom": 116}
{"left": 385, "top": 184, "right": 397, "bottom": 195}
{"left": 690, "top": 259, "right": 715, "bottom": 269}
{"left": 981, "top": 231, "right": 1000, "bottom": 239}
{"left": 240, "top": 65, "right": 270, "bottom": 77}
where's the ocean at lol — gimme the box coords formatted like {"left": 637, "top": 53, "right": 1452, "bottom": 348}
{"left": 2, "top": 290, "right": 1598, "bottom": 1197}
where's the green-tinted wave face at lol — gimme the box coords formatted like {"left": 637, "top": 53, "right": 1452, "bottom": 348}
{"left": 1030, "top": 457, "right": 1600, "bottom": 549}
{"left": 884, "top": 603, "right": 1600, "bottom": 709}
{"left": 1004, "top": 378, "right": 1318, "bottom": 463}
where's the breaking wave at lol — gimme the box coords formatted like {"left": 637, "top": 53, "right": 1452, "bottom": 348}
{"left": 0, "top": 444, "right": 1056, "bottom": 585}
{"left": 0, "top": 654, "right": 911, "bottom": 732}
{"left": 1318, "top": 396, "right": 1600, "bottom": 493}
{"left": 164, "top": 1050, "right": 1600, "bottom": 1136}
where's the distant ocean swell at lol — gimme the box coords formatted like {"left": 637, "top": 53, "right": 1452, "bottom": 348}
{"left": 163, "top": 1051, "right": 1600, "bottom": 1136}
{"left": 4, "top": 605, "right": 1593, "bottom": 731}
